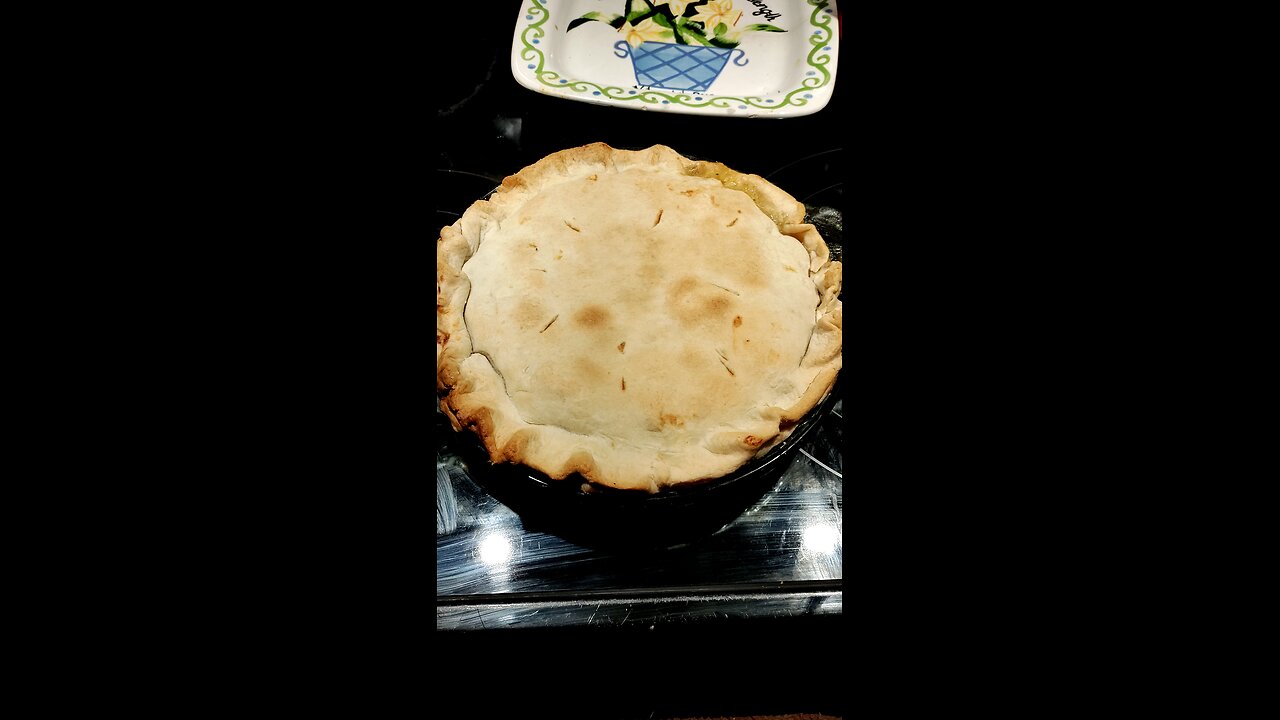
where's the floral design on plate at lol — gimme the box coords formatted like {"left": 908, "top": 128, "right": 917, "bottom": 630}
{"left": 511, "top": 0, "right": 839, "bottom": 118}
{"left": 568, "top": 0, "right": 784, "bottom": 93}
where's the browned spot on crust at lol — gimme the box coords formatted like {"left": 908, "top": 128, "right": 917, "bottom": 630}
{"left": 726, "top": 217, "right": 738, "bottom": 227}
{"left": 516, "top": 300, "right": 546, "bottom": 330}
{"left": 744, "top": 435, "right": 764, "bottom": 449}
{"left": 575, "top": 357, "right": 605, "bottom": 381}
{"left": 617, "top": 341, "right": 626, "bottom": 353}
{"left": 733, "top": 315, "right": 743, "bottom": 327}
{"left": 587, "top": 174, "right": 597, "bottom": 181}
{"left": 573, "top": 305, "right": 610, "bottom": 329}
{"left": 557, "top": 451, "right": 599, "bottom": 482}
{"left": 670, "top": 275, "right": 700, "bottom": 297}
{"left": 653, "top": 208, "right": 664, "bottom": 227}
{"left": 528, "top": 243, "right": 538, "bottom": 251}
{"left": 621, "top": 377, "right": 626, "bottom": 391}
{"left": 659, "top": 413, "right": 684, "bottom": 428}
{"left": 500, "top": 430, "right": 534, "bottom": 461}
{"left": 681, "top": 189, "right": 697, "bottom": 196}
{"left": 667, "top": 276, "right": 734, "bottom": 328}
{"left": 540, "top": 314, "right": 559, "bottom": 333}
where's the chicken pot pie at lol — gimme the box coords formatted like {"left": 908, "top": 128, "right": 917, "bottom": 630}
{"left": 437, "top": 143, "right": 841, "bottom": 493}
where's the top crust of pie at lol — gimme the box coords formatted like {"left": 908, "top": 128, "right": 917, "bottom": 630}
{"left": 437, "top": 143, "right": 842, "bottom": 492}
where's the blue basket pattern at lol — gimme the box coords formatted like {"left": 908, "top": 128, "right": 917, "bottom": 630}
{"left": 613, "top": 41, "right": 748, "bottom": 92}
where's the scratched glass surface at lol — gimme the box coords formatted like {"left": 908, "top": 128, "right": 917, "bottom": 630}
{"left": 436, "top": 395, "right": 842, "bottom": 597}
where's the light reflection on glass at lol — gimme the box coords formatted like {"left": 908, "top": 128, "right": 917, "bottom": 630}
{"left": 802, "top": 523, "right": 839, "bottom": 554}
{"left": 479, "top": 533, "right": 513, "bottom": 565}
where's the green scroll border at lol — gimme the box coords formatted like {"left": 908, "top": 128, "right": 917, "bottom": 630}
{"left": 518, "top": 0, "right": 835, "bottom": 111}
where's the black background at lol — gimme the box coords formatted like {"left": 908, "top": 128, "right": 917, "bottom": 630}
{"left": 89, "top": 2, "right": 1143, "bottom": 711}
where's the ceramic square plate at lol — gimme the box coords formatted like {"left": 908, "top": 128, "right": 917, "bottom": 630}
{"left": 510, "top": 0, "right": 839, "bottom": 118}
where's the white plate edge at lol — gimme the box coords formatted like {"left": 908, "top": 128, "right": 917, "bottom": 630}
{"left": 508, "top": 0, "right": 839, "bottom": 119}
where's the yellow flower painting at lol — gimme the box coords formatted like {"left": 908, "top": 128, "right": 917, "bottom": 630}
{"left": 619, "top": 18, "right": 670, "bottom": 48}
{"left": 568, "top": 0, "right": 785, "bottom": 50}
{"left": 691, "top": 0, "right": 738, "bottom": 31}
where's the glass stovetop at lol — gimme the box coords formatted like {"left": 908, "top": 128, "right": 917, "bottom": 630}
{"left": 436, "top": 394, "right": 842, "bottom": 630}
{"left": 436, "top": 8, "right": 844, "bottom": 631}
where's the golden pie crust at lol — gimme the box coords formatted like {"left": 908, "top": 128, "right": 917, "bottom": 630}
{"left": 437, "top": 143, "right": 841, "bottom": 492}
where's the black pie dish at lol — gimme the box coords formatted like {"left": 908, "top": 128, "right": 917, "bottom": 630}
{"left": 437, "top": 375, "right": 840, "bottom": 552}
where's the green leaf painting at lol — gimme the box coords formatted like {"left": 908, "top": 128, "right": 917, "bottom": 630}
{"left": 567, "top": 0, "right": 790, "bottom": 49}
